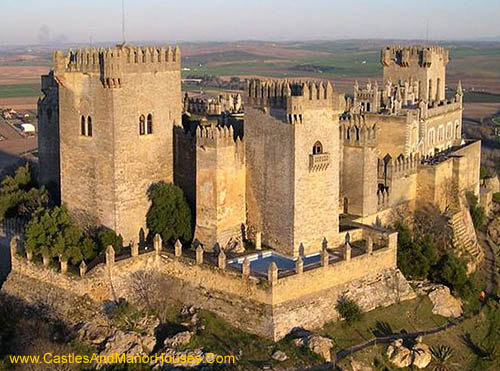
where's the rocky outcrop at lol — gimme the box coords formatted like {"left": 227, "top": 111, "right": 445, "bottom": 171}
{"left": 386, "top": 338, "right": 431, "bottom": 369}
{"left": 412, "top": 281, "right": 463, "bottom": 318}
{"left": 428, "top": 286, "right": 463, "bottom": 318}
{"left": 164, "top": 331, "right": 193, "bottom": 348}
{"left": 412, "top": 343, "right": 432, "bottom": 369}
{"left": 292, "top": 332, "right": 333, "bottom": 362}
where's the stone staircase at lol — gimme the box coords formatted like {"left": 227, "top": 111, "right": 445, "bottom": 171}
{"left": 448, "top": 202, "right": 484, "bottom": 264}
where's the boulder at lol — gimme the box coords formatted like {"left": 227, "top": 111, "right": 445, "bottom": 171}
{"left": 136, "top": 316, "right": 160, "bottom": 337}
{"left": 271, "top": 350, "right": 288, "bottom": 362}
{"left": 412, "top": 343, "right": 432, "bottom": 369}
{"left": 164, "top": 331, "right": 193, "bottom": 348}
{"left": 77, "top": 322, "right": 115, "bottom": 346}
{"left": 410, "top": 280, "right": 442, "bottom": 296}
{"left": 388, "top": 345, "right": 412, "bottom": 368}
{"left": 142, "top": 335, "right": 157, "bottom": 353}
{"left": 102, "top": 330, "right": 144, "bottom": 356}
{"left": 428, "top": 286, "right": 463, "bottom": 318}
{"left": 305, "top": 335, "right": 333, "bottom": 362}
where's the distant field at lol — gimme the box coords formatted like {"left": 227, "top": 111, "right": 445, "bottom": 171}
{"left": 0, "top": 40, "right": 499, "bottom": 98}
{"left": 0, "top": 83, "right": 40, "bottom": 99}
{"left": 464, "top": 92, "right": 500, "bottom": 103}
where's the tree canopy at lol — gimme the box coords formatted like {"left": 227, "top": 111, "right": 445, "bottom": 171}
{"left": 0, "top": 163, "right": 49, "bottom": 221}
{"left": 146, "top": 182, "right": 192, "bottom": 243}
{"left": 24, "top": 206, "right": 95, "bottom": 265}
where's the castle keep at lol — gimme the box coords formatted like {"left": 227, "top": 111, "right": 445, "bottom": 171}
{"left": 39, "top": 45, "right": 182, "bottom": 242}
{"left": 36, "top": 44, "right": 482, "bottom": 339}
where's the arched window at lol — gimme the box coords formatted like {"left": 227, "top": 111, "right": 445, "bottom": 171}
{"left": 428, "top": 128, "right": 435, "bottom": 145}
{"left": 147, "top": 114, "right": 153, "bottom": 134}
{"left": 139, "top": 115, "right": 146, "bottom": 135}
{"left": 87, "top": 116, "right": 92, "bottom": 137}
{"left": 313, "top": 141, "right": 323, "bottom": 155}
{"left": 81, "top": 116, "right": 86, "bottom": 136}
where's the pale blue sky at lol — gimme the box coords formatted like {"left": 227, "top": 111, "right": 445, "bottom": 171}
{"left": 1, "top": 0, "right": 499, "bottom": 45}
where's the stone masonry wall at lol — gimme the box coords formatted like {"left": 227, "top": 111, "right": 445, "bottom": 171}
{"left": 342, "top": 143, "right": 378, "bottom": 217}
{"left": 416, "top": 141, "right": 481, "bottom": 210}
{"left": 293, "top": 109, "right": 339, "bottom": 254}
{"left": 245, "top": 107, "right": 296, "bottom": 253}
{"left": 6, "top": 232, "right": 409, "bottom": 341}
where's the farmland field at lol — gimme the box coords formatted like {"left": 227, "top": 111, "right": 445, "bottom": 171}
{"left": 0, "top": 83, "right": 40, "bottom": 99}
{"left": 0, "top": 40, "right": 500, "bottom": 109}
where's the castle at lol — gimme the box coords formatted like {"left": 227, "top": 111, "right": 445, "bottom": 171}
{"left": 35, "top": 44, "right": 482, "bottom": 339}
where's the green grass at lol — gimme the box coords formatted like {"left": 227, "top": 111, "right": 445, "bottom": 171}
{"left": 178, "top": 310, "right": 323, "bottom": 370}
{"left": 0, "top": 83, "right": 40, "bottom": 98}
{"left": 320, "top": 296, "right": 448, "bottom": 351}
{"left": 492, "top": 117, "right": 500, "bottom": 125}
{"left": 350, "top": 301, "right": 500, "bottom": 370}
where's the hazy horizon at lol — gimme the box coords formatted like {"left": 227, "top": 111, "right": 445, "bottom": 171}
{"left": 1, "top": 0, "right": 500, "bottom": 46}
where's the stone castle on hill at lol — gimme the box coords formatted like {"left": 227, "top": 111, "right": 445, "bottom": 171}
{"left": 33, "top": 44, "right": 483, "bottom": 339}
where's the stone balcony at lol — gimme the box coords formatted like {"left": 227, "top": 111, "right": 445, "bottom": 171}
{"left": 309, "top": 152, "right": 330, "bottom": 171}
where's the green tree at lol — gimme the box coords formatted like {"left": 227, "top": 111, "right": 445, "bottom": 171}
{"left": 395, "top": 222, "right": 438, "bottom": 280}
{"left": 431, "top": 254, "right": 478, "bottom": 300}
{"left": 146, "top": 182, "right": 192, "bottom": 243}
{"left": 96, "top": 228, "right": 123, "bottom": 254}
{"left": 0, "top": 163, "right": 49, "bottom": 221}
{"left": 24, "top": 206, "right": 97, "bottom": 265}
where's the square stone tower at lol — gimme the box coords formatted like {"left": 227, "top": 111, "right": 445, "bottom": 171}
{"left": 38, "top": 45, "right": 182, "bottom": 242}
{"left": 245, "top": 80, "right": 344, "bottom": 256}
{"left": 382, "top": 46, "right": 449, "bottom": 102}
{"left": 194, "top": 124, "right": 246, "bottom": 250}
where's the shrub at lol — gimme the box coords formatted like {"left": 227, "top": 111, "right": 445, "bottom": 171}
{"left": 336, "top": 296, "right": 363, "bottom": 324}
{"left": 430, "top": 344, "right": 454, "bottom": 371}
{"left": 146, "top": 182, "right": 192, "bottom": 243}
{"left": 96, "top": 228, "right": 123, "bottom": 254}
{"left": 466, "top": 191, "right": 486, "bottom": 229}
{"left": 0, "top": 163, "right": 49, "bottom": 221}
{"left": 480, "top": 166, "right": 493, "bottom": 180}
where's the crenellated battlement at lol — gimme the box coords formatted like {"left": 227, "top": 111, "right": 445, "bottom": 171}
{"left": 53, "top": 44, "right": 180, "bottom": 88}
{"left": 195, "top": 124, "right": 243, "bottom": 150}
{"left": 420, "top": 97, "right": 462, "bottom": 119}
{"left": 379, "top": 153, "right": 420, "bottom": 180}
{"left": 246, "top": 79, "right": 335, "bottom": 113}
{"left": 339, "top": 115, "right": 377, "bottom": 147}
{"left": 381, "top": 45, "right": 449, "bottom": 68}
